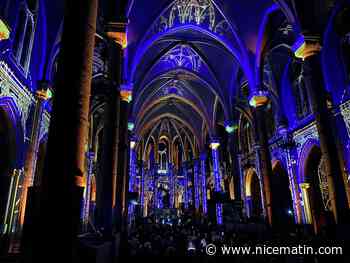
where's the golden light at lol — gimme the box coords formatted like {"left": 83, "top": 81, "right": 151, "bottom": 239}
{"left": 0, "top": 19, "right": 10, "bottom": 41}
{"left": 130, "top": 140, "right": 136, "bottom": 149}
{"left": 107, "top": 31, "right": 128, "bottom": 49}
{"left": 209, "top": 142, "right": 220, "bottom": 150}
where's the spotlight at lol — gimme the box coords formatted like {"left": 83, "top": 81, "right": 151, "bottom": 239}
{"left": 224, "top": 120, "right": 238, "bottom": 134}
{"left": 128, "top": 122, "right": 135, "bottom": 131}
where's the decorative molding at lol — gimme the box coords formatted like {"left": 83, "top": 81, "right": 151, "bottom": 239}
{"left": 0, "top": 60, "right": 35, "bottom": 136}
{"left": 149, "top": 0, "right": 231, "bottom": 41}
{"left": 93, "top": 44, "right": 107, "bottom": 77}
{"left": 39, "top": 110, "right": 50, "bottom": 142}
{"left": 169, "top": 0, "right": 215, "bottom": 30}
{"left": 161, "top": 44, "right": 202, "bottom": 72}
{"left": 293, "top": 121, "right": 318, "bottom": 156}
{"left": 340, "top": 100, "right": 350, "bottom": 138}
{"left": 318, "top": 156, "right": 331, "bottom": 211}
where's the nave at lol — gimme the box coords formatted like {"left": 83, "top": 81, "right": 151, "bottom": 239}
{"left": 0, "top": 0, "right": 350, "bottom": 262}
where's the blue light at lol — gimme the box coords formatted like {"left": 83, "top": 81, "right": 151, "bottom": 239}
{"left": 194, "top": 160, "right": 200, "bottom": 210}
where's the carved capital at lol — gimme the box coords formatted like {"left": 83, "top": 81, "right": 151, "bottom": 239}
{"left": 293, "top": 36, "right": 322, "bottom": 60}
{"left": 300, "top": 183, "right": 311, "bottom": 190}
{"left": 249, "top": 90, "right": 270, "bottom": 108}
{"left": 105, "top": 22, "right": 128, "bottom": 49}
{"left": 0, "top": 19, "right": 10, "bottom": 41}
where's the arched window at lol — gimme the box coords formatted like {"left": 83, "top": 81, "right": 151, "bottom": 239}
{"left": 12, "top": 1, "right": 37, "bottom": 75}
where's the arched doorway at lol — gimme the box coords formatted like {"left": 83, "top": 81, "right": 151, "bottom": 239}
{"left": 0, "top": 108, "right": 17, "bottom": 233}
{"left": 271, "top": 162, "right": 294, "bottom": 228}
{"left": 245, "top": 169, "right": 263, "bottom": 220}
{"left": 304, "top": 145, "right": 331, "bottom": 233}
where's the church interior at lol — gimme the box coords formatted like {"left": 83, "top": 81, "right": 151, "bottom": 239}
{"left": 0, "top": 0, "right": 350, "bottom": 262}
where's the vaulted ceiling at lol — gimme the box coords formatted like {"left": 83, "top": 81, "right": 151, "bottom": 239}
{"left": 126, "top": 0, "right": 298, "bottom": 149}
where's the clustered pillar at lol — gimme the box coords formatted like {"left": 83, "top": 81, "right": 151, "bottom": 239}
{"left": 210, "top": 140, "right": 223, "bottom": 225}
{"left": 200, "top": 153, "right": 207, "bottom": 214}
{"left": 250, "top": 94, "right": 274, "bottom": 225}
{"left": 193, "top": 160, "right": 200, "bottom": 211}
{"left": 299, "top": 38, "right": 348, "bottom": 223}
{"left": 20, "top": 82, "right": 49, "bottom": 229}
{"left": 96, "top": 27, "right": 123, "bottom": 239}
{"left": 26, "top": 0, "right": 98, "bottom": 262}
{"left": 183, "top": 162, "right": 189, "bottom": 209}
{"left": 82, "top": 151, "right": 95, "bottom": 232}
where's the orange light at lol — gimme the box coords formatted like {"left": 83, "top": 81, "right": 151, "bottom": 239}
{"left": 107, "top": 31, "right": 127, "bottom": 49}
{"left": 120, "top": 90, "right": 132, "bottom": 103}
{"left": 0, "top": 19, "right": 10, "bottom": 41}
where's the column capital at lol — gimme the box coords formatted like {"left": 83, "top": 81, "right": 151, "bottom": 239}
{"left": 224, "top": 120, "right": 238, "bottom": 134}
{"left": 300, "top": 182, "right": 311, "bottom": 190}
{"left": 249, "top": 90, "right": 270, "bottom": 108}
{"left": 130, "top": 140, "right": 136, "bottom": 150}
{"left": 105, "top": 22, "right": 128, "bottom": 49}
{"left": 292, "top": 35, "right": 322, "bottom": 60}
{"left": 210, "top": 138, "right": 220, "bottom": 150}
{"left": 120, "top": 83, "right": 133, "bottom": 103}
{"left": 36, "top": 80, "right": 52, "bottom": 100}
{"left": 128, "top": 119, "right": 135, "bottom": 131}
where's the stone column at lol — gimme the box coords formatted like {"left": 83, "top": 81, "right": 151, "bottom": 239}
{"left": 3, "top": 169, "right": 21, "bottom": 235}
{"left": 169, "top": 163, "right": 175, "bottom": 208}
{"left": 115, "top": 87, "right": 131, "bottom": 233}
{"left": 29, "top": 0, "right": 98, "bottom": 261}
{"left": 127, "top": 139, "right": 137, "bottom": 223}
{"left": 193, "top": 160, "right": 200, "bottom": 211}
{"left": 245, "top": 196, "right": 253, "bottom": 218}
{"left": 250, "top": 93, "right": 274, "bottom": 225}
{"left": 200, "top": 153, "right": 207, "bottom": 214}
{"left": 82, "top": 151, "right": 95, "bottom": 232}
{"left": 237, "top": 154, "right": 245, "bottom": 204}
{"left": 140, "top": 161, "right": 145, "bottom": 216}
{"left": 294, "top": 37, "right": 348, "bottom": 222}
{"left": 183, "top": 162, "right": 189, "bottom": 209}
{"left": 284, "top": 143, "right": 303, "bottom": 225}
{"left": 129, "top": 139, "right": 137, "bottom": 193}
{"left": 96, "top": 34, "right": 123, "bottom": 239}
{"left": 153, "top": 163, "right": 159, "bottom": 209}
{"left": 20, "top": 82, "right": 49, "bottom": 228}
{"left": 300, "top": 183, "right": 313, "bottom": 225}
{"left": 227, "top": 130, "right": 241, "bottom": 200}
{"left": 210, "top": 139, "right": 223, "bottom": 225}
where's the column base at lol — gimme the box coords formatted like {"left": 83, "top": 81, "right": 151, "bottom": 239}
{"left": 20, "top": 186, "right": 40, "bottom": 263}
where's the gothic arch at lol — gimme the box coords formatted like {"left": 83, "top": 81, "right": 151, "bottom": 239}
{"left": 244, "top": 167, "right": 264, "bottom": 219}
{"left": 298, "top": 138, "right": 320, "bottom": 183}
{"left": 0, "top": 102, "right": 22, "bottom": 236}
{"left": 271, "top": 160, "right": 294, "bottom": 226}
